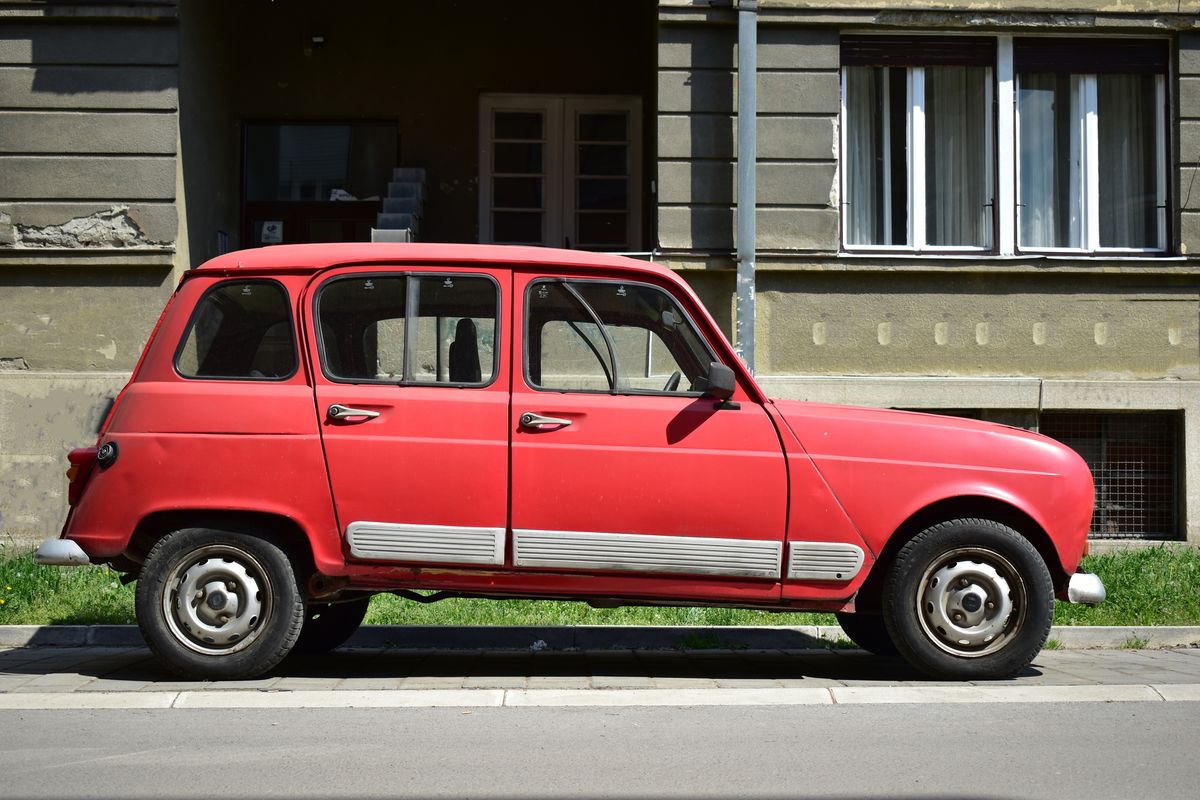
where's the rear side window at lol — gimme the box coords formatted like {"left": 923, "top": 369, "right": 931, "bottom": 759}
{"left": 316, "top": 273, "right": 499, "bottom": 385}
{"left": 176, "top": 281, "right": 297, "bottom": 380}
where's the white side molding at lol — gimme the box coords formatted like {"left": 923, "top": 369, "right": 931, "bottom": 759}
{"left": 787, "top": 542, "right": 865, "bottom": 581}
{"left": 346, "top": 522, "right": 505, "bottom": 565}
{"left": 513, "top": 529, "right": 782, "bottom": 579}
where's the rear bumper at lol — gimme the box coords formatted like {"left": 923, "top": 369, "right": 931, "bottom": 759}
{"left": 1067, "top": 571, "right": 1106, "bottom": 607}
{"left": 34, "top": 538, "right": 91, "bottom": 567}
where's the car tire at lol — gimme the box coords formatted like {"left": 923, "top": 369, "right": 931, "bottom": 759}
{"left": 135, "top": 528, "right": 305, "bottom": 680}
{"left": 834, "top": 612, "right": 899, "bottom": 656}
{"left": 292, "top": 597, "right": 371, "bottom": 655}
{"left": 882, "top": 518, "right": 1054, "bottom": 680}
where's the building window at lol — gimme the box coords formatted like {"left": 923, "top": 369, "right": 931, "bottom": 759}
{"left": 1040, "top": 412, "right": 1181, "bottom": 540}
{"left": 840, "top": 36, "right": 1170, "bottom": 256}
{"left": 1015, "top": 39, "right": 1168, "bottom": 252}
{"left": 478, "top": 94, "right": 642, "bottom": 251}
{"left": 841, "top": 36, "right": 996, "bottom": 252}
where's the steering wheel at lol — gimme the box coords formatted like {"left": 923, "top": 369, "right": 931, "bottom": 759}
{"left": 662, "top": 370, "right": 682, "bottom": 392}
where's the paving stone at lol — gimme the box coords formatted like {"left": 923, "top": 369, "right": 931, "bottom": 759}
{"left": 524, "top": 675, "right": 593, "bottom": 690}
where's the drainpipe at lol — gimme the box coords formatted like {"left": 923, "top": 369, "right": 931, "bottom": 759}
{"left": 735, "top": 0, "right": 757, "bottom": 373}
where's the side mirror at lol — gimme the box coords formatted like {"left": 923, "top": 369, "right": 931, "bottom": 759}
{"left": 698, "top": 361, "right": 736, "bottom": 400}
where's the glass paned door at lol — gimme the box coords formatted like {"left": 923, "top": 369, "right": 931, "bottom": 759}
{"left": 480, "top": 95, "right": 640, "bottom": 251}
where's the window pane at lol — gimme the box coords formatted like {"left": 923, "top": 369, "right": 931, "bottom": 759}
{"left": 844, "top": 66, "right": 908, "bottom": 246}
{"left": 578, "top": 178, "right": 628, "bottom": 211}
{"left": 492, "top": 211, "right": 542, "bottom": 244}
{"left": 578, "top": 113, "right": 627, "bottom": 142}
{"left": 493, "top": 177, "right": 542, "bottom": 209}
{"left": 527, "top": 282, "right": 614, "bottom": 392}
{"left": 925, "top": 66, "right": 992, "bottom": 248}
{"left": 494, "top": 142, "right": 543, "bottom": 174}
{"left": 494, "top": 111, "right": 543, "bottom": 140}
{"left": 1098, "top": 73, "right": 1160, "bottom": 249}
{"left": 177, "top": 282, "right": 295, "bottom": 380}
{"left": 244, "top": 124, "right": 397, "bottom": 202}
{"left": 572, "top": 282, "right": 714, "bottom": 394}
{"left": 409, "top": 276, "right": 498, "bottom": 385}
{"left": 577, "top": 213, "right": 627, "bottom": 248}
{"left": 1018, "top": 73, "right": 1084, "bottom": 249}
{"left": 318, "top": 276, "right": 407, "bottom": 381}
{"left": 578, "top": 144, "right": 628, "bottom": 176}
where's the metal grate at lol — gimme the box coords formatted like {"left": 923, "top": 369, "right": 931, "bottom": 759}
{"left": 1039, "top": 412, "right": 1181, "bottom": 540}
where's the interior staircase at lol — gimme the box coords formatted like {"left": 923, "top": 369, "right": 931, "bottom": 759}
{"left": 371, "top": 167, "right": 425, "bottom": 242}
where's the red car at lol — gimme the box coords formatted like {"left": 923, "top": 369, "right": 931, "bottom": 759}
{"left": 36, "top": 243, "right": 1105, "bottom": 680}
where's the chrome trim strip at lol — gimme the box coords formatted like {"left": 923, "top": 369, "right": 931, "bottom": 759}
{"left": 346, "top": 522, "right": 505, "bottom": 565}
{"left": 787, "top": 541, "right": 865, "bottom": 581}
{"left": 1067, "top": 571, "right": 1106, "bottom": 606}
{"left": 34, "top": 538, "right": 90, "bottom": 567}
{"left": 513, "top": 529, "right": 782, "bottom": 579}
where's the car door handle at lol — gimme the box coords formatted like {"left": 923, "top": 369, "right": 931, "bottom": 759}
{"left": 520, "top": 412, "right": 572, "bottom": 429}
{"left": 328, "top": 403, "right": 380, "bottom": 421}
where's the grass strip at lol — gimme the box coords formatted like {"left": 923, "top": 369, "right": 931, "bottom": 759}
{"left": 1, "top": 546, "right": 1197, "bottom": 628}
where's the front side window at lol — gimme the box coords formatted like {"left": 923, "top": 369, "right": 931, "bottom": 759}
{"left": 317, "top": 274, "right": 498, "bottom": 385}
{"left": 526, "top": 279, "right": 715, "bottom": 395}
{"left": 1016, "top": 38, "right": 1167, "bottom": 252}
{"left": 842, "top": 36, "right": 995, "bottom": 251}
{"left": 176, "top": 281, "right": 296, "bottom": 380}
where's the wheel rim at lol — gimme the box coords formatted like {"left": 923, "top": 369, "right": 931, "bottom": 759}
{"left": 915, "top": 546, "right": 1026, "bottom": 658}
{"left": 160, "top": 544, "right": 273, "bottom": 656}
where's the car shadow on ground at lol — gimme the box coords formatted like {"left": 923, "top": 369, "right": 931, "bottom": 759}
{"left": 0, "top": 645, "right": 1043, "bottom": 684}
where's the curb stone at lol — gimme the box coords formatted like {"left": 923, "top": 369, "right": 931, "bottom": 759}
{"left": 2, "top": 624, "right": 1199, "bottom": 650}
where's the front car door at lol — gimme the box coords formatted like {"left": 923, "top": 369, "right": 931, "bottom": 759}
{"left": 509, "top": 270, "right": 789, "bottom": 597}
{"left": 307, "top": 265, "right": 510, "bottom": 566}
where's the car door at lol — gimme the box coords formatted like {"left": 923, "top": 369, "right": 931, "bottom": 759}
{"left": 509, "top": 271, "right": 789, "bottom": 583}
{"left": 307, "top": 265, "right": 510, "bottom": 566}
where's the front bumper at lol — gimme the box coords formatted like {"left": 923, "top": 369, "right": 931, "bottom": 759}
{"left": 34, "top": 538, "right": 91, "bottom": 567}
{"left": 1067, "top": 571, "right": 1106, "bottom": 606}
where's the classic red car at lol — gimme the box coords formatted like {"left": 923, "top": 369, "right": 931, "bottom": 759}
{"left": 36, "top": 243, "right": 1105, "bottom": 680}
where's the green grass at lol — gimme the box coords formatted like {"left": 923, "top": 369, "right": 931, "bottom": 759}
{"left": 1, "top": 545, "right": 1198, "bottom": 628}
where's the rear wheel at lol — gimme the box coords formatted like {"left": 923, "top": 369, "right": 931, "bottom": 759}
{"left": 834, "top": 612, "right": 898, "bottom": 656}
{"left": 292, "top": 597, "right": 371, "bottom": 655}
{"left": 882, "top": 518, "right": 1054, "bottom": 679}
{"left": 135, "top": 528, "right": 304, "bottom": 680}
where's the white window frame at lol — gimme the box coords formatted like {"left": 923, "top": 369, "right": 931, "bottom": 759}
{"left": 1014, "top": 71, "right": 1168, "bottom": 255}
{"left": 478, "top": 93, "right": 642, "bottom": 251}
{"left": 840, "top": 33, "right": 1171, "bottom": 258}
{"left": 839, "top": 64, "right": 995, "bottom": 254}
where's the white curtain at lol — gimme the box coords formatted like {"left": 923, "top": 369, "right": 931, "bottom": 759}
{"left": 1018, "top": 74, "right": 1083, "bottom": 249}
{"left": 925, "top": 66, "right": 990, "bottom": 247}
{"left": 845, "top": 67, "right": 883, "bottom": 246}
{"left": 1098, "top": 73, "right": 1157, "bottom": 249}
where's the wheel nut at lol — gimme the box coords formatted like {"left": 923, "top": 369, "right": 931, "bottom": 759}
{"left": 959, "top": 578, "right": 970, "bottom": 588}
{"left": 227, "top": 581, "right": 237, "bottom": 592}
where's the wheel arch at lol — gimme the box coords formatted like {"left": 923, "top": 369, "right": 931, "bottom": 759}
{"left": 853, "top": 495, "right": 1067, "bottom": 613}
{"left": 124, "top": 510, "right": 316, "bottom": 581}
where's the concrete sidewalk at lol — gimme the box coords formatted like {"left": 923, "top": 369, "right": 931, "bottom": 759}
{"left": 3, "top": 639, "right": 1200, "bottom": 708}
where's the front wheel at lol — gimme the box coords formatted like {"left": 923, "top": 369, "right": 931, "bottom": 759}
{"left": 882, "top": 518, "right": 1054, "bottom": 680}
{"left": 135, "top": 528, "right": 305, "bottom": 679}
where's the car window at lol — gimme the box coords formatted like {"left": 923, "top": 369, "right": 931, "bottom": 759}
{"left": 317, "top": 273, "right": 498, "bottom": 385}
{"left": 176, "top": 280, "right": 297, "bottom": 380}
{"left": 526, "top": 279, "right": 714, "bottom": 395}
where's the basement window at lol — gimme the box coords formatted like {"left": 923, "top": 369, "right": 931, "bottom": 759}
{"left": 1040, "top": 412, "right": 1181, "bottom": 541}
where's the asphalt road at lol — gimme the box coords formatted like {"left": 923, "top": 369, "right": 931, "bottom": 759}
{"left": 3, "top": 702, "right": 1197, "bottom": 799}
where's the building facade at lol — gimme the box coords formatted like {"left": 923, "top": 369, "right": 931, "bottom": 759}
{"left": 0, "top": 0, "right": 1197, "bottom": 550}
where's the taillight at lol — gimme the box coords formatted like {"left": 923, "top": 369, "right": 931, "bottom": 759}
{"left": 66, "top": 447, "right": 99, "bottom": 506}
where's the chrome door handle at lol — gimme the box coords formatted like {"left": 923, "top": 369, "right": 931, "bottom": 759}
{"left": 328, "top": 403, "right": 380, "bottom": 421}
{"left": 520, "top": 412, "right": 572, "bottom": 429}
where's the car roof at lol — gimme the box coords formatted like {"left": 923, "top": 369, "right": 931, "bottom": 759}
{"left": 192, "top": 243, "right": 675, "bottom": 280}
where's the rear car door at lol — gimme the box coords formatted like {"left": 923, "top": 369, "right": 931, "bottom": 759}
{"left": 306, "top": 266, "right": 511, "bottom": 566}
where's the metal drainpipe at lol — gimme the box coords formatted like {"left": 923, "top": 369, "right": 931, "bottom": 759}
{"left": 735, "top": 0, "right": 758, "bottom": 373}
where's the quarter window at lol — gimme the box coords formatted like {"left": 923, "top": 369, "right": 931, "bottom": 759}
{"left": 317, "top": 274, "right": 498, "bottom": 385}
{"left": 526, "top": 279, "right": 715, "bottom": 395}
{"left": 176, "top": 281, "right": 296, "bottom": 380}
